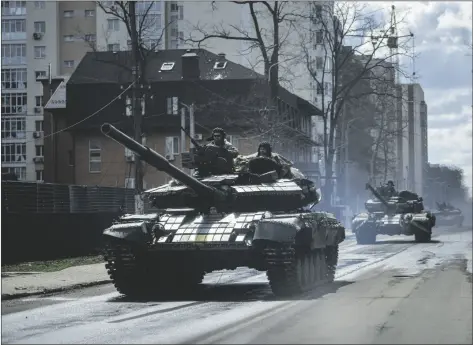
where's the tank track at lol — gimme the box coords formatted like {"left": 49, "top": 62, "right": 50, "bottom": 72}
{"left": 265, "top": 244, "right": 339, "bottom": 297}
{"left": 104, "top": 239, "right": 205, "bottom": 298}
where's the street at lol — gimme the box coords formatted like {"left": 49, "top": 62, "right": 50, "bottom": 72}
{"left": 2, "top": 226, "right": 472, "bottom": 344}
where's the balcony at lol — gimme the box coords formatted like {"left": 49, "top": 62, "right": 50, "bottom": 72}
{"left": 1, "top": 32, "right": 27, "bottom": 41}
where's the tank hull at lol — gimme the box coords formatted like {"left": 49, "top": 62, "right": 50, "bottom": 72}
{"left": 103, "top": 210, "right": 345, "bottom": 298}
{"left": 351, "top": 211, "right": 435, "bottom": 244}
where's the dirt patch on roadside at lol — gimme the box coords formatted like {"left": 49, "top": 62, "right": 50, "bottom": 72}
{"left": 2, "top": 255, "right": 104, "bottom": 274}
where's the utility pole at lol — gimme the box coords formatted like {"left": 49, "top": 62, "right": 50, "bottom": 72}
{"left": 128, "top": 1, "right": 144, "bottom": 213}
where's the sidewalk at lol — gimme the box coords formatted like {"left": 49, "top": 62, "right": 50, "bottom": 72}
{"left": 2, "top": 263, "right": 111, "bottom": 300}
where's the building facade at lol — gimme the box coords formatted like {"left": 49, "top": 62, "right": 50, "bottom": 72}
{"left": 42, "top": 49, "right": 318, "bottom": 188}
{"left": 395, "top": 83, "right": 428, "bottom": 195}
{"left": 1, "top": 0, "right": 183, "bottom": 182}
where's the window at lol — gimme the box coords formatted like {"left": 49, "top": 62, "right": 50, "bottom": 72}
{"left": 34, "top": 1, "right": 45, "bottom": 9}
{"left": 34, "top": 46, "right": 46, "bottom": 59}
{"left": 1, "top": 44, "right": 26, "bottom": 65}
{"left": 170, "top": 39, "right": 178, "bottom": 49}
{"left": 178, "top": 5, "right": 184, "bottom": 20}
{"left": 35, "top": 70, "right": 46, "bottom": 80}
{"left": 4, "top": 167, "right": 26, "bottom": 180}
{"left": 171, "top": 28, "right": 178, "bottom": 37}
{"left": 35, "top": 120, "right": 43, "bottom": 132}
{"left": 317, "top": 84, "right": 322, "bottom": 95}
{"left": 107, "top": 44, "right": 120, "bottom": 52}
{"left": 1, "top": 143, "right": 26, "bottom": 163}
{"left": 165, "top": 136, "right": 179, "bottom": 156}
{"left": 64, "top": 60, "right": 74, "bottom": 68}
{"left": 107, "top": 19, "right": 119, "bottom": 31}
{"left": 170, "top": 2, "right": 178, "bottom": 12}
{"left": 314, "top": 4, "right": 322, "bottom": 18}
{"left": 68, "top": 150, "right": 74, "bottom": 166}
{"left": 1, "top": 117, "right": 26, "bottom": 139}
{"left": 166, "top": 96, "right": 178, "bottom": 115}
{"left": 1, "top": 1, "right": 27, "bottom": 16}
{"left": 89, "top": 140, "right": 101, "bottom": 173}
{"left": 34, "top": 21, "right": 46, "bottom": 33}
{"left": 136, "top": 1, "right": 161, "bottom": 13}
{"left": 226, "top": 135, "right": 240, "bottom": 149}
{"left": 315, "top": 30, "right": 323, "bottom": 44}
{"left": 63, "top": 35, "right": 74, "bottom": 42}
{"left": 178, "top": 31, "right": 184, "bottom": 42}
{"left": 36, "top": 170, "right": 43, "bottom": 181}
{"left": 324, "top": 82, "right": 331, "bottom": 96}
{"left": 1, "top": 68, "right": 27, "bottom": 89}
{"left": 35, "top": 145, "right": 44, "bottom": 156}
{"left": 35, "top": 96, "right": 43, "bottom": 107}
{"left": 84, "top": 34, "right": 96, "bottom": 42}
{"left": 63, "top": 10, "right": 74, "bottom": 17}
{"left": 1, "top": 19, "right": 26, "bottom": 40}
{"left": 85, "top": 9, "right": 94, "bottom": 17}
{"left": 1, "top": 93, "right": 27, "bottom": 115}
{"left": 136, "top": 14, "right": 161, "bottom": 29}
{"left": 316, "top": 56, "right": 324, "bottom": 70}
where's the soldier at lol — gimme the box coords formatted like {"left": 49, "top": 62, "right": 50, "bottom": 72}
{"left": 206, "top": 127, "right": 239, "bottom": 158}
{"left": 252, "top": 141, "right": 293, "bottom": 178}
{"left": 385, "top": 180, "right": 398, "bottom": 197}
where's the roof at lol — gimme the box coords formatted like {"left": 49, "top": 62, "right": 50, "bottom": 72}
{"left": 68, "top": 49, "right": 263, "bottom": 85}
{"left": 68, "top": 48, "right": 321, "bottom": 116}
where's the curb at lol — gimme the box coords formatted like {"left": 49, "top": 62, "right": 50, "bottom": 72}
{"left": 1, "top": 279, "right": 112, "bottom": 301}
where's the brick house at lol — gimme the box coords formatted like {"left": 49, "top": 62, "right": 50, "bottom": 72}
{"left": 41, "top": 49, "right": 321, "bottom": 188}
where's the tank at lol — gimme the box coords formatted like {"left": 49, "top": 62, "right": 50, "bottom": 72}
{"left": 351, "top": 183, "right": 436, "bottom": 244}
{"left": 431, "top": 202, "right": 464, "bottom": 227}
{"left": 100, "top": 123, "right": 346, "bottom": 298}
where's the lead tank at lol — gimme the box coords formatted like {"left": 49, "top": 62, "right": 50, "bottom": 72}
{"left": 351, "top": 183, "right": 436, "bottom": 244}
{"left": 101, "top": 123, "right": 345, "bottom": 298}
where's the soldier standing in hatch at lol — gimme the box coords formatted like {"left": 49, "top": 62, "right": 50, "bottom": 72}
{"left": 252, "top": 141, "right": 293, "bottom": 178}
{"left": 206, "top": 127, "right": 239, "bottom": 158}
{"left": 384, "top": 180, "right": 398, "bottom": 197}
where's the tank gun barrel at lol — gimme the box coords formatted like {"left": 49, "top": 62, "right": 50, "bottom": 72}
{"left": 365, "top": 183, "right": 389, "bottom": 208}
{"left": 101, "top": 123, "right": 216, "bottom": 198}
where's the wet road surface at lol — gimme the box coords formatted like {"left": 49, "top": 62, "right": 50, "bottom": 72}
{"left": 2, "top": 226, "right": 472, "bottom": 344}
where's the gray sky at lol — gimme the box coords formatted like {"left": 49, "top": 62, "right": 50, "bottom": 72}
{"left": 389, "top": 1, "right": 472, "bottom": 195}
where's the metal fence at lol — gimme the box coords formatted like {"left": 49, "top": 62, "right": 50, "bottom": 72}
{"left": 2, "top": 181, "right": 136, "bottom": 214}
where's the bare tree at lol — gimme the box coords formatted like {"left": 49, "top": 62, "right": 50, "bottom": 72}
{"left": 186, "top": 1, "right": 301, "bottom": 117}
{"left": 295, "top": 1, "right": 413, "bottom": 203}
{"left": 76, "top": 1, "right": 175, "bottom": 195}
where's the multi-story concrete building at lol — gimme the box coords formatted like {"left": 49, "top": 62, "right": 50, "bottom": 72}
{"left": 1, "top": 1, "right": 183, "bottom": 182}
{"left": 395, "top": 83, "right": 428, "bottom": 195}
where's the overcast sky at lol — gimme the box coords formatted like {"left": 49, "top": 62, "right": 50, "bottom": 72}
{"left": 385, "top": 1, "right": 472, "bottom": 196}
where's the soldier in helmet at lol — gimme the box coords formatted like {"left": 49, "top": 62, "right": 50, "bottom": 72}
{"left": 384, "top": 180, "right": 398, "bottom": 197}
{"left": 250, "top": 141, "right": 293, "bottom": 178}
{"left": 206, "top": 127, "right": 239, "bottom": 158}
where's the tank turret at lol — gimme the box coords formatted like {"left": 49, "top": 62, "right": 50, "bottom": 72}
{"left": 101, "top": 123, "right": 320, "bottom": 213}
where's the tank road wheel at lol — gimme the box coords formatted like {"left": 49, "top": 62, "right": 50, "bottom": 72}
{"left": 104, "top": 240, "right": 156, "bottom": 298}
{"left": 266, "top": 246, "right": 337, "bottom": 297}
{"left": 414, "top": 229, "right": 431, "bottom": 243}
{"left": 325, "top": 245, "right": 339, "bottom": 282}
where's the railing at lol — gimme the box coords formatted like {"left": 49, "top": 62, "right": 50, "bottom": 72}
{"left": 2, "top": 181, "right": 135, "bottom": 213}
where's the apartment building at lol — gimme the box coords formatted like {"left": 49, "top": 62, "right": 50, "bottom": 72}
{"left": 1, "top": 0, "right": 182, "bottom": 182}
{"left": 395, "top": 83, "right": 428, "bottom": 195}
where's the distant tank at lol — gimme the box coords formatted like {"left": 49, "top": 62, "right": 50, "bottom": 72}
{"left": 100, "top": 123, "right": 346, "bottom": 298}
{"left": 431, "top": 202, "right": 464, "bottom": 227}
{"left": 351, "top": 183, "right": 436, "bottom": 244}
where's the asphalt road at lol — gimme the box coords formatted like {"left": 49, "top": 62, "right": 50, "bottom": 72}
{"left": 2, "top": 226, "right": 472, "bottom": 344}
